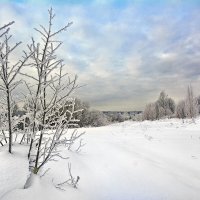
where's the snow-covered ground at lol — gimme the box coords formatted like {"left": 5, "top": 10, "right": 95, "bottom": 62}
{"left": 1, "top": 118, "right": 200, "bottom": 200}
{"left": 0, "top": 145, "right": 29, "bottom": 199}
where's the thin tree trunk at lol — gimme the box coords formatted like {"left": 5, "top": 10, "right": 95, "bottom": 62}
{"left": 2, "top": 130, "right": 7, "bottom": 143}
{"left": 28, "top": 27, "right": 50, "bottom": 158}
{"left": 33, "top": 111, "right": 46, "bottom": 174}
{"left": 28, "top": 81, "right": 42, "bottom": 158}
{"left": 6, "top": 87, "right": 12, "bottom": 153}
{"left": 20, "top": 134, "right": 25, "bottom": 144}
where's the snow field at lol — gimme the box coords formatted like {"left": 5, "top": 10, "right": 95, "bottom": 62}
{"left": 1, "top": 118, "right": 200, "bottom": 200}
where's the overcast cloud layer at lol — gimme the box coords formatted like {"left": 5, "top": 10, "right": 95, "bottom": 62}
{"left": 0, "top": 0, "right": 200, "bottom": 111}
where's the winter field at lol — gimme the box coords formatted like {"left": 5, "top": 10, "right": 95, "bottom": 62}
{"left": 1, "top": 118, "right": 200, "bottom": 200}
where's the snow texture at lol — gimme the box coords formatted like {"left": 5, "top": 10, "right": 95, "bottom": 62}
{"left": 0, "top": 145, "right": 29, "bottom": 199}
{"left": 1, "top": 118, "right": 200, "bottom": 200}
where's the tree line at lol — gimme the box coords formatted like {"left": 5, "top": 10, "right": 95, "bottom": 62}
{"left": 142, "top": 85, "right": 199, "bottom": 122}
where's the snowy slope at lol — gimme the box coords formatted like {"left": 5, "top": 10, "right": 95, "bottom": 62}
{"left": 1, "top": 118, "right": 200, "bottom": 200}
{"left": 0, "top": 145, "right": 29, "bottom": 199}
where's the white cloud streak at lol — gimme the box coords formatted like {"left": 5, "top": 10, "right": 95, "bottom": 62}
{"left": 0, "top": 1, "right": 200, "bottom": 110}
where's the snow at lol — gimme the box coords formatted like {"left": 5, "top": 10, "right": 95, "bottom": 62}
{"left": 0, "top": 145, "right": 29, "bottom": 199}
{"left": 1, "top": 118, "right": 200, "bottom": 200}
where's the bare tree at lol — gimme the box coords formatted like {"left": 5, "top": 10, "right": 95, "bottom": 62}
{"left": 176, "top": 100, "right": 186, "bottom": 122}
{"left": 185, "top": 85, "right": 198, "bottom": 122}
{"left": 0, "top": 21, "right": 14, "bottom": 38}
{"left": 21, "top": 8, "right": 83, "bottom": 174}
{"left": 0, "top": 22, "right": 31, "bottom": 153}
{"left": 21, "top": 8, "right": 73, "bottom": 159}
{"left": 196, "top": 95, "right": 200, "bottom": 114}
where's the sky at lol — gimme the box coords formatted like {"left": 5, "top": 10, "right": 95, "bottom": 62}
{"left": 0, "top": 0, "right": 200, "bottom": 111}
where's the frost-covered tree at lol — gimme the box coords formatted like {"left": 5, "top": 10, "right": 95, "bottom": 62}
{"left": 86, "top": 110, "right": 109, "bottom": 127}
{"left": 142, "top": 103, "right": 157, "bottom": 121}
{"left": 73, "top": 99, "right": 90, "bottom": 127}
{"left": 20, "top": 8, "right": 83, "bottom": 174}
{"left": 0, "top": 22, "right": 31, "bottom": 153}
{"left": 143, "top": 91, "right": 175, "bottom": 121}
{"left": 156, "top": 91, "right": 175, "bottom": 118}
{"left": 176, "top": 100, "right": 186, "bottom": 120}
{"left": 196, "top": 95, "right": 200, "bottom": 114}
{"left": 185, "top": 85, "right": 198, "bottom": 122}
{"left": 71, "top": 99, "right": 109, "bottom": 127}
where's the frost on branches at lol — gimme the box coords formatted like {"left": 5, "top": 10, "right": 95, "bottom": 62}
{"left": 20, "top": 8, "right": 84, "bottom": 175}
{"left": 0, "top": 21, "right": 32, "bottom": 153}
{"left": 0, "top": 9, "right": 85, "bottom": 178}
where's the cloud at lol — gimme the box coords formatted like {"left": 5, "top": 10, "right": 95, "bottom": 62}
{"left": 0, "top": 1, "right": 200, "bottom": 110}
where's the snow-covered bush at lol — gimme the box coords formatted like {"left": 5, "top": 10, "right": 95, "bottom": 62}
{"left": 176, "top": 100, "right": 186, "bottom": 119}
{"left": 71, "top": 99, "right": 109, "bottom": 127}
{"left": 143, "top": 91, "right": 176, "bottom": 121}
{"left": 142, "top": 103, "right": 157, "bottom": 120}
{"left": 131, "top": 113, "right": 143, "bottom": 121}
{"left": 156, "top": 91, "right": 175, "bottom": 118}
{"left": 176, "top": 85, "right": 198, "bottom": 122}
{"left": 85, "top": 110, "right": 109, "bottom": 127}
{"left": 184, "top": 85, "right": 198, "bottom": 121}
{"left": 106, "top": 112, "right": 130, "bottom": 123}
